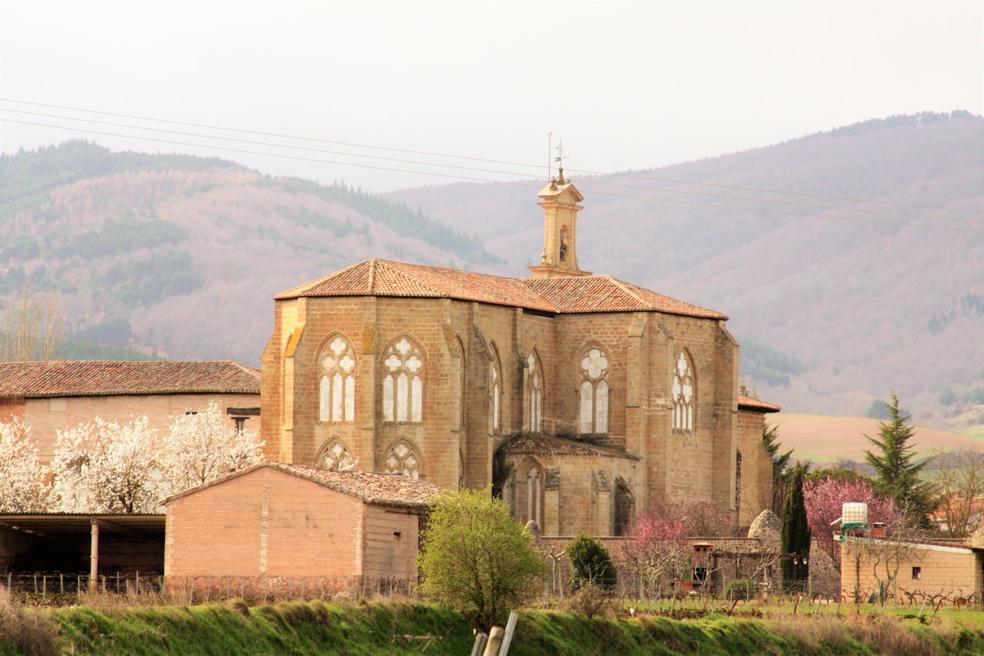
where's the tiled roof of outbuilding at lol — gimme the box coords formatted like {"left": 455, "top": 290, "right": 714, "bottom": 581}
{"left": 503, "top": 434, "right": 641, "bottom": 460}
{"left": 163, "top": 463, "right": 439, "bottom": 510}
{"left": 0, "top": 360, "right": 260, "bottom": 399}
{"left": 275, "top": 258, "right": 726, "bottom": 320}
{"left": 737, "top": 395, "right": 782, "bottom": 413}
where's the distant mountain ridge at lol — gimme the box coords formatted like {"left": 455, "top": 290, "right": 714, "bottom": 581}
{"left": 1, "top": 113, "right": 981, "bottom": 428}
{"left": 0, "top": 140, "right": 496, "bottom": 366}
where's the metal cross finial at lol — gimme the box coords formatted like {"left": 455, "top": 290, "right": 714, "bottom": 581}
{"left": 554, "top": 140, "right": 566, "bottom": 183}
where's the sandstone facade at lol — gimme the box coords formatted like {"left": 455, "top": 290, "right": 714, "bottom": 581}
{"left": 260, "top": 179, "right": 778, "bottom": 536}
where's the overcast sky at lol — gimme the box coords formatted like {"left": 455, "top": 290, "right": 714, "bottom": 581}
{"left": 1, "top": 0, "right": 981, "bottom": 191}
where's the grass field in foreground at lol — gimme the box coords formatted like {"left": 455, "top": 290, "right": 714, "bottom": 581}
{"left": 4, "top": 600, "right": 984, "bottom": 656}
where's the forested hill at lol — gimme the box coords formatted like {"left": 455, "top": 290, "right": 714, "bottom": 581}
{"left": 0, "top": 141, "right": 496, "bottom": 364}
{"left": 3, "top": 112, "right": 983, "bottom": 428}
{"left": 388, "top": 112, "right": 984, "bottom": 426}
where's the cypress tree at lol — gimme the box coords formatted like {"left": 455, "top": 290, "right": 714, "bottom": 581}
{"left": 864, "top": 392, "right": 934, "bottom": 522}
{"left": 781, "top": 463, "right": 810, "bottom": 590}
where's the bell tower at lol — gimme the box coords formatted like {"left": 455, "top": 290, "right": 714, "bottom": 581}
{"left": 528, "top": 167, "right": 589, "bottom": 279}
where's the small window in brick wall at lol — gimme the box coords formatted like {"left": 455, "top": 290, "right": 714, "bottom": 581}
{"left": 912, "top": 566, "right": 921, "bottom": 580}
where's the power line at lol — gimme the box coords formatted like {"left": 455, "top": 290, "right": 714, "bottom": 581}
{"left": 1, "top": 96, "right": 979, "bottom": 217}
{"left": 3, "top": 107, "right": 981, "bottom": 227}
{"left": 3, "top": 116, "right": 984, "bottom": 235}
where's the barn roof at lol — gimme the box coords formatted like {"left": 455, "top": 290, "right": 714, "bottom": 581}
{"left": 163, "top": 463, "right": 439, "bottom": 510}
{"left": 0, "top": 360, "right": 260, "bottom": 399}
{"left": 275, "top": 258, "right": 726, "bottom": 320}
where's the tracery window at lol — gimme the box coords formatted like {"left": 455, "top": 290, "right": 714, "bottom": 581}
{"left": 672, "top": 351, "right": 695, "bottom": 431}
{"left": 524, "top": 352, "right": 543, "bottom": 432}
{"left": 489, "top": 347, "right": 502, "bottom": 433}
{"left": 578, "top": 346, "right": 610, "bottom": 434}
{"left": 317, "top": 438, "right": 357, "bottom": 472}
{"left": 319, "top": 335, "right": 356, "bottom": 422}
{"left": 382, "top": 337, "right": 424, "bottom": 423}
{"left": 384, "top": 439, "right": 422, "bottom": 480}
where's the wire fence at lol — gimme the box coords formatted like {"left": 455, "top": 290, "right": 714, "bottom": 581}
{"left": 0, "top": 572, "right": 417, "bottom": 606}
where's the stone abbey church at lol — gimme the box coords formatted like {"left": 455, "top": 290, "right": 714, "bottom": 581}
{"left": 260, "top": 174, "right": 779, "bottom": 537}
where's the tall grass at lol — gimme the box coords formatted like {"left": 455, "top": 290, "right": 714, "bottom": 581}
{"left": 0, "top": 588, "right": 58, "bottom": 656}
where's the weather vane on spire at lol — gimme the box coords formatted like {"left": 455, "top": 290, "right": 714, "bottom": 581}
{"left": 554, "top": 140, "right": 566, "bottom": 184}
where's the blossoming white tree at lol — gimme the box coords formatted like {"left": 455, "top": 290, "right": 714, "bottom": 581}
{"left": 0, "top": 418, "right": 50, "bottom": 512}
{"left": 48, "top": 402, "right": 265, "bottom": 513}
{"left": 51, "top": 416, "right": 165, "bottom": 513}
{"left": 159, "top": 402, "right": 265, "bottom": 498}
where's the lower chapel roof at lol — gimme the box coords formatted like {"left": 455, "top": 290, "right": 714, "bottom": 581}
{"left": 504, "top": 433, "right": 642, "bottom": 460}
{"left": 275, "top": 258, "right": 727, "bottom": 320}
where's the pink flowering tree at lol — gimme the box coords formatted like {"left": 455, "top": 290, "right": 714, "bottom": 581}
{"left": 0, "top": 418, "right": 51, "bottom": 512}
{"left": 803, "top": 477, "right": 901, "bottom": 571}
{"left": 619, "top": 510, "right": 690, "bottom": 597}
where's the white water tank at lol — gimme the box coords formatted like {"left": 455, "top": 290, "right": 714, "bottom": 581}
{"left": 842, "top": 502, "right": 869, "bottom": 529}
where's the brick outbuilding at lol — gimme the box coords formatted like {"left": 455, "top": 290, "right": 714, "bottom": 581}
{"left": 163, "top": 463, "right": 437, "bottom": 583}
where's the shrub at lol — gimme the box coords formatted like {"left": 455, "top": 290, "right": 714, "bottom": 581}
{"left": 567, "top": 534, "right": 617, "bottom": 591}
{"left": 419, "top": 488, "right": 545, "bottom": 631}
{"left": 724, "top": 579, "right": 757, "bottom": 601}
{"left": 0, "top": 588, "right": 59, "bottom": 656}
{"left": 565, "top": 582, "right": 615, "bottom": 619}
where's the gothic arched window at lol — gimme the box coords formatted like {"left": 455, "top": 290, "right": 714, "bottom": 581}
{"left": 613, "top": 477, "right": 634, "bottom": 536}
{"left": 672, "top": 351, "right": 695, "bottom": 431}
{"left": 384, "top": 439, "right": 422, "bottom": 480}
{"left": 579, "top": 346, "right": 610, "bottom": 434}
{"left": 316, "top": 438, "right": 356, "bottom": 471}
{"left": 524, "top": 352, "right": 543, "bottom": 432}
{"left": 489, "top": 345, "right": 502, "bottom": 433}
{"left": 382, "top": 336, "right": 424, "bottom": 423}
{"left": 319, "top": 335, "right": 356, "bottom": 422}
{"left": 526, "top": 463, "right": 543, "bottom": 528}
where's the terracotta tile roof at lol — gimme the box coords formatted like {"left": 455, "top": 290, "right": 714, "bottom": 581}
{"left": 163, "top": 462, "right": 439, "bottom": 510}
{"left": 275, "top": 258, "right": 726, "bottom": 319}
{"left": 523, "top": 275, "right": 726, "bottom": 319}
{"left": 503, "top": 433, "right": 641, "bottom": 460}
{"left": 0, "top": 360, "right": 260, "bottom": 399}
{"left": 737, "top": 395, "right": 782, "bottom": 413}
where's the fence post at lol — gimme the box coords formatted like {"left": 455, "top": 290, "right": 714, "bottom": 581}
{"left": 470, "top": 633, "right": 488, "bottom": 656}
{"left": 482, "top": 627, "right": 504, "bottom": 656}
{"left": 499, "top": 611, "right": 519, "bottom": 655}
{"left": 41, "top": 575, "right": 46, "bottom": 601}
{"left": 33, "top": 573, "right": 38, "bottom": 594}
{"left": 60, "top": 573, "right": 64, "bottom": 594}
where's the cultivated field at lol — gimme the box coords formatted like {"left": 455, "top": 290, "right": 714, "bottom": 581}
{"left": 770, "top": 413, "right": 983, "bottom": 463}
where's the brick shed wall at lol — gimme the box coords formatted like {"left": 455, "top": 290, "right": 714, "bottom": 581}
{"left": 362, "top": 505, "right": 420, "bottom": 581}
{"left": 165, "top": 467, "right": 362, "bottom": 579}
{"left": 840, "top": 540, "right": 984, "bottom": 601}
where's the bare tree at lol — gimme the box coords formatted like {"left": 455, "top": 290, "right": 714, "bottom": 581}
{"left": 0, "top": 289, "right": 65, "bottom": 361}
{"left": 931, "top": 448, "right": 984, "bottom": 538}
